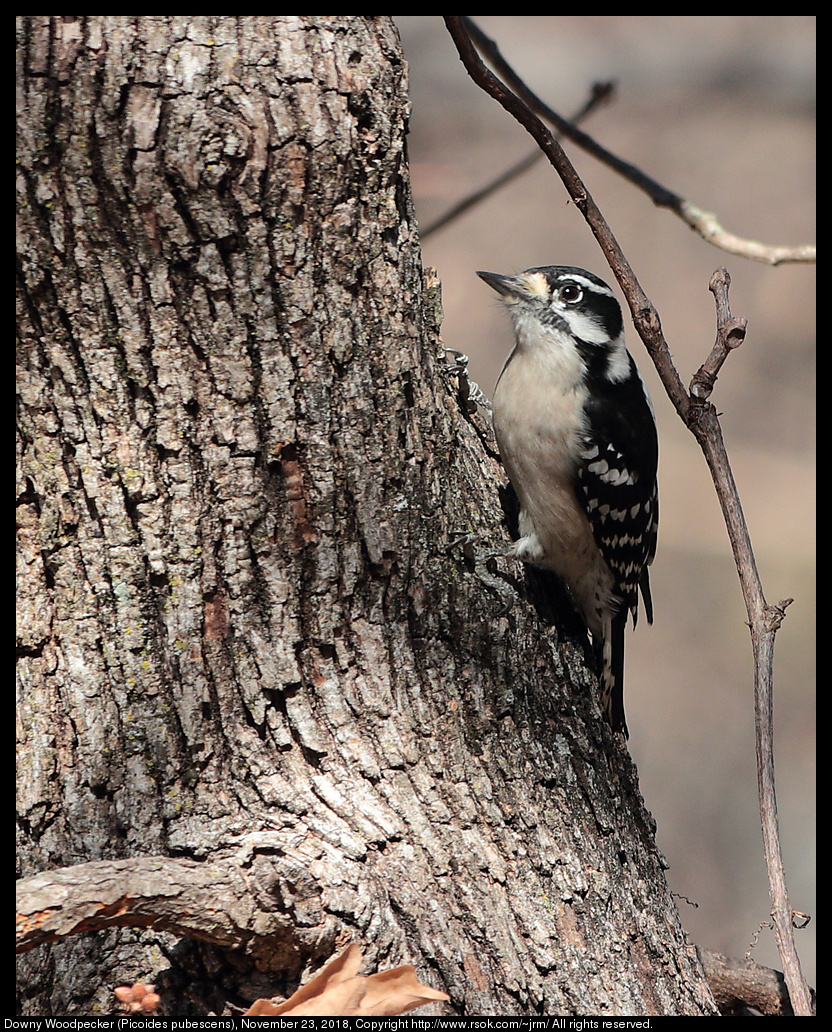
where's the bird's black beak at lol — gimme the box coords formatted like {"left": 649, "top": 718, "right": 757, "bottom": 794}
{"left": 476, "top": 270, "right": 518, "bottom": 298}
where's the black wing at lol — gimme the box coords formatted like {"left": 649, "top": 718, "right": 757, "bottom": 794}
{"left": 575, "top": 352, "right": 659, "bottom": 626}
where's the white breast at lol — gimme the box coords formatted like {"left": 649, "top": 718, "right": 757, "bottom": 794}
{"left": 492, "top": 325, "right": 616, "bottom": 637}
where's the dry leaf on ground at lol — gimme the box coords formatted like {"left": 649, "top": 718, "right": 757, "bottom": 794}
{"left": 245, "top": 943, "right": 450, "bottom": 1016}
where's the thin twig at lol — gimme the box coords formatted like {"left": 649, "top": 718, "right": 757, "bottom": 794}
{"left": 689, "top": 268, "right": 747, "bottom": 402}
{"left": 421, "top": 81, "right": 615, "bottom": 240}
{"left": 443, "top": 16, "right": 812, "bottom": 1015}
{"left": 421, "top": 148, "right": 543, "bottom": 240}
{"left": 463, "top": 17, "right": 815, "bottom": 267}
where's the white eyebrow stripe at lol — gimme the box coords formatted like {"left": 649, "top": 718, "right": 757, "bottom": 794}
{"left": 555, "top": 273, "right": 616, "bottom": 298}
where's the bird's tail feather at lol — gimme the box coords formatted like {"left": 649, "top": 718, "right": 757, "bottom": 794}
{"left": 600, "top": 610, "right": 629, "bottom": 737}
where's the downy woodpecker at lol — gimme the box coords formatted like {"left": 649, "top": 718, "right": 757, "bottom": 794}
{"left": 478, "top": 266, "right": 659, "bottom": 736}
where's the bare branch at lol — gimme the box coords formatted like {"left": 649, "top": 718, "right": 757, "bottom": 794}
{"left": 444, "top": 15, "right": 813, "bottom": 1016}
{"left": 421, "top": 81, "right": 615, "bottom": 241}
{"left": 698, "top": 947, "right": 815, "bottom": 1016}
{"left": 689, "top": 268, "right": 748, "bottom": 403}
{"left": 678, "top": 201, "right": 816, "bottom": 266}
{"left": 692, "top": 291, "right": 805, "bottom": 1016}
{"left": 462, "top": 17, "right": 815, "bottom": 267}
{"left": 16, "top": 855, "right": 312, "bottom": 971}
{"left": 421, "top": 148, "right": 543, "bottom": 241}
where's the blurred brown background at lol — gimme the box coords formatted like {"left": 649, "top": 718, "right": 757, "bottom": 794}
{"left": 397, "top": 16, "right": 815, "bottom": 987}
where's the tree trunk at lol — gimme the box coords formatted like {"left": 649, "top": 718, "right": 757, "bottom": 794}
{"left": 16, "top": 15, "right": 717, "bottom": 1017}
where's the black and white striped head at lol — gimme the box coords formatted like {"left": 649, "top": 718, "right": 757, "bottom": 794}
{"left": 477, "top": 265, "right": 629, "bottom": 380}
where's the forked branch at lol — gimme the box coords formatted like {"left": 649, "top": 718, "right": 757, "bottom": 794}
{"left": 460, "top": 17, "right": 815, "bottom": 266}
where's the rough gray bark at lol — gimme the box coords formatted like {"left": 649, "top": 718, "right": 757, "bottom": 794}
{"left": 16, "top": 15, "right": 717, "bottom": 1017}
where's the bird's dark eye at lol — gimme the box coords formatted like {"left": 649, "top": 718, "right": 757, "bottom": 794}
{"left": 559, "top": 282, "right": 582, "bottom": 303}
